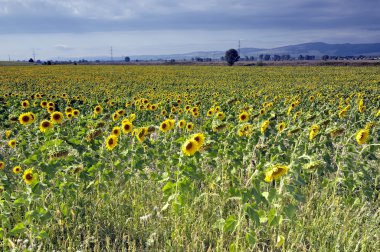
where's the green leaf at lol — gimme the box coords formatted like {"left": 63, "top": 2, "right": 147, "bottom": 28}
{"left": 284, "top": 204, "right": 297, "bottom": 219}
{"left": 224, "top": 215, "right": 238, "bottom": 233}
{"left": 37, "top": 230, "right": 49, "bottom": 240}
{"left": 245, "top": 231, "right": 257, "bottom": 246}
{"left": 10, "top": 222, "right": 26, "bottom": 236}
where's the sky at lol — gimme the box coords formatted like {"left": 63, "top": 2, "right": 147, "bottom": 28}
{"left": 0, "top": 0, "right": 379, "bottom": 60}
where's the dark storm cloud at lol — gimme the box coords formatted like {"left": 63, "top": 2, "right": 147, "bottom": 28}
{"left": 0, "top": 0, "right": 379, "bottom": 34}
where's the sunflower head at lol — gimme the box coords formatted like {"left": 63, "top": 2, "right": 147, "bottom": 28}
{"left": 277, "top": 122, "right": 286, "bottom": 132}
{"left": 178, "top": 119, "right": 186, "bottom": 128}
{"left": 51, "top": 111, "right": 64, "bottom": 124}
{"left": 186, "top": 122, "right": 194, "bottom": 132}
{"left": 239, "top": 111, "right": 249, "bottom": 122}
{"left": 21, "top": 100, "right": 30, "bottom": 108}
{"left": 160, "top": 120, "right": 170, "bottom": 132}
{"left": 122, "top": 121, "right": 133, "bottom": 134}
{"left": 13, "top": 166, "right": 22, "bottom": 174}
{"left": 19, "top": 113, "right": 32, "bottom": 125}
{"left": 22, "top": 168, "right": 38, "bottom": 185}
{"left": 8, "top": 139, "right": 16, "bottom": 148}
{"left": 182, "top": 139, "right": 200, "bottom": 156}
{"left": 40, "top": 120, "right": 54, "bottom": 132}
{"left": 94, "top": 105, "right": 103, "bottom": 114}
{"left": 73, "top": 109, "right": 80, "bottom": 117}
{"left": 264, "top": 164, "right": 289, "bottom": 182}
{"left": 260, "top": 120, "right": 270, "bottom": 134}
{"left": 356, "top": 129, "right": 369, "bottom": 145}
{"left": 191, "top": 133, "right": 205, "bottom": 146}
{"left": 105, "top": 135, "right": 118, "bottom": 151}
{"left": 112, "top": 126, "right": 121, "bottom": 137}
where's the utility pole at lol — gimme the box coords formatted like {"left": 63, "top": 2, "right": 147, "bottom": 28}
{"left": 8, "top": 55, "right": 11, "bottom": 62}
{"left": 238, "top": 40, "right": 241, "bottom": 55}
{"left": 33, "top": 49, "right": 36, "bottom": 61}
{"left": 110, "top": 46, "right": 113, "bottom": 61}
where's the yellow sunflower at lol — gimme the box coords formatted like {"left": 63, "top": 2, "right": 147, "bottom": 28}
{"left": 186, "top": 122, "right": 194, "bottom": 132}
{"left": 21, "top": 100, "right": 30, "bottom": 108}
{"left": 22, "top": 168, "right": 38, "bottom": 185}
{"left": 8, "top": 139, "right": 16, "bottom": 148}
{"left": 264, "top": 164, "right": 289, "bottom": 182}
{"left": 73, "top": 109, "right": 80, "bottom": 117}
{"left": 191, "top": 133, "right": 205, "bottom": 146}
{"left": 122, "top": 121, "right": 133, "bottom": 134}
{"left": 277, "top": 122, "right": 286, "bottom": 132}
{"left": 356, "top": 129, "right": 369, "bottom": 145}
{"left": 160, "top": 120, "right": 170, "bottom": 132}
{"left": 260, "top": 120, "right": 270, "bottom": 134}
{"left": 13, "top": 166, "right": 22, "bottom": 174}
{"left": 94, "top": 105, "right": 103, "bottom": 115}
{"left": 39, "top": 120, "right": 54, "bottom": 132}
{"left": 216, "top": 112, "right": 225, "bottom": 120}
{"left": 50, "top": 111, "right": 64, "bottom": 124}
{"left": 0, "top": 161, "right": 4, "bottom": 170}
{"left": 177, "top": 119, "right": 186, "bottom": 128}
{"left": 47, "top": 106, "right": 55, "bottom": 113}
{"left": 182, "top": 139, "right": 200, "bottom": 156}
{"left": 238, "top": 111, "right": 249, "bottom": 122}
{"left": 105, "top": 135, "right": 118, "bottom": 150}
{"left": 309, "top": 124, "right": 320, "bottom": 141}
{"left": 112, "top": 126, "right": 121, "bottom": 137}
{"left": 5, "top": 130, "right": 11, "bottom": 138}
{"left": 19, "top": 112, "right": 33, "bottom": 125}
{"left": 40, "top": 101, "right": 48, "bottom": 108}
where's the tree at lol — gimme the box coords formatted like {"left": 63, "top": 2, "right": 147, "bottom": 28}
{"left": 28, "top": 58, "right": 34, "bottom": 63}
{"left": 124, "top": 56, "right": 130, "bottom": 62}
{"left": 225, "top": 49, "right": 240, "bottom": 66}
{"left": 322, "top": 55, "right": 329, "bottom": 61}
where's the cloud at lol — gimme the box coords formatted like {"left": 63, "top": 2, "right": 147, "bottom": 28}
{"left": 0, "top": 0, "right": 379, "bottom": 34}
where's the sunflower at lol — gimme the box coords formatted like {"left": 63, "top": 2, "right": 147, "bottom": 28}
{"left": 136, "top": 127, "right": 147, "bottom": 142}
{"left": 238, "top": 111, "right": 249, "bottom": 122}
{"left": 376, "top": 110, "right": 380, "bottom": 117}
{"left": 8, "top": 139, "right": 16, "bottom": 148}
{"left": 0, "top": 185, "right": 3, "bottom": 193}
{"left": 22, "top": 168, "right": 38, "bottom": 185}
{"left": 260, "top": 120, "right": 270, "bottom": 134}
{"left": 207, "top": 109, "right": 214, "bottom": 116}
{"left": 51, "top": 111, "right": 64, "bottom": 124}
{"left": 178, "top": 119, "right": 186, "bottom": 128}
{"left": 13, "top": 166, "right": 22, "bottom": 174}
{"left": 21, "top": 100, "right": 30, "bottom": 108}
{"left": 65, "top": 107, "right": 73, "bottom": 114}
{"left": 216, "top": 112, "right": 225, "bottom": 120}
{"left": 39, "top": 120, "right": 53, "bottom": 132}
{"left": 94, "top": 105, "right": 103, "bottom": 115}
{"left": 5, "top": 130, "right": 11, "bottom": 138}
{"left": 186, "top": 122, "right": 194, "bottom": 132}
{"left": 192, "top": 133, "right": 205, "bottom": 146}
{"left": 161, "top": 110, "right": 167, "bottom": 116}
{"left": 168, "top": 119, "right": 175, "bottom": 130}
{"left": 129, "top": 114, "right": 136, "bottom": 122}
{"left": 112, "top": 126, "right": 121, "bottom": 137}
{"left": 259, "top": 108, "right": 266, "bottom": 116}
{"left": 264, "top": 164, "right": 289, "bottom": 182}
{"left": 19, "top": 112, "right": 33, "bottom": 125}
{"left": 117, "top": 109, "right": 126, "bottom": 116}
{"left": 122, "top": 121, "right": 133, "bottom": 134}
{"left": 0, "top": 161, "right": 4, "bottom": 170}
{"left": 182, "top": 139, "right": 200, "bottom": 156}
{"left": 41, "top": 101, "right": 48, "bottom": 108}
{"left": 48, "top": 102, "right": 54, "bottom": 107}
{"left": 160, "top": 120, "right": 170, "bottom": 132}
{"left": 356, "top": 129, "right": 369, "bottom": 145}
{"left": 105, "top": 135, "right": 118, "bottom": 150}
{"left": 66, "top": 112, "right": 74, "bottom": 120}
{"left": 73, "top": 109, "right": 80, "bottom": 117}
{"left": 277, "top": 122, "right": 286, "bottom": 132}
{"left": 112, "top": 112, "right": 120, "bottom": 121}
{"left": 309, "top": 124, "right": 320, "bottom": 141}
{"left": 47, "top": 106, "right": 55, "bottom": 113}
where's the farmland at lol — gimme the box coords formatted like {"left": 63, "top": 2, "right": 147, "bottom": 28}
{"left": 0, "top": 65, "right": 379, "bottom": 251}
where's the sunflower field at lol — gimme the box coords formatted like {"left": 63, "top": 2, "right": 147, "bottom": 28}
{"left": 0, "top": 65, "right": 379, "bottom": 251}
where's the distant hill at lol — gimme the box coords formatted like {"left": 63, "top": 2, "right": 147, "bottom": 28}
{"left": 51, "top": 42, "right": 380, "bottom": 61}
